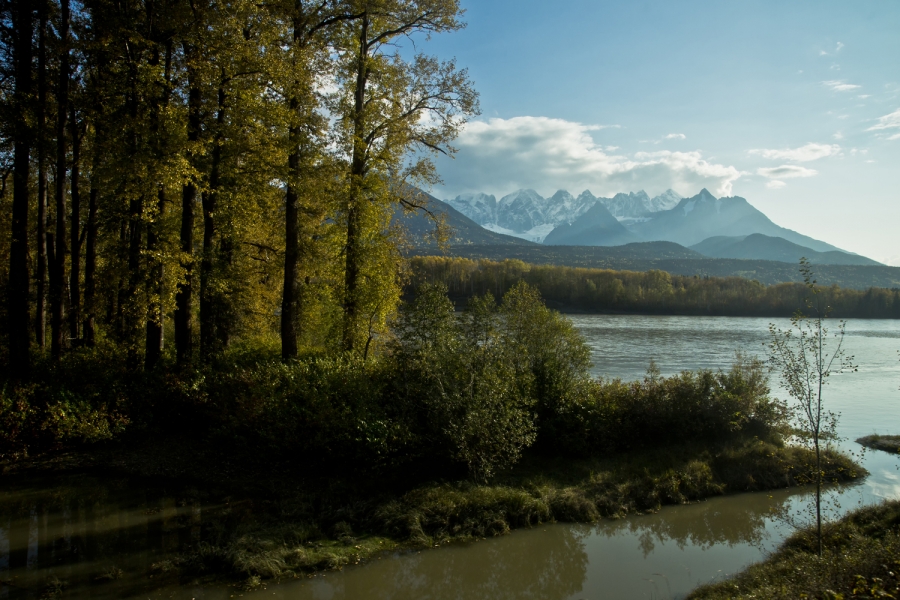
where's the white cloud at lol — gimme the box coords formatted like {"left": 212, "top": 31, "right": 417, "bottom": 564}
{"left": 757, "top": 165, "right": 818, "bottom": 179}
{"left": 833, "top": 132, "right": 844, "bottom": 140}
{"left": 665, "top": 133, "right": 686, "bottom": 140}
{"left": 867, "top": 108, "right": 900, "bottom": 134}
{"left": 890, "top": 133, "right": 900, "bottom": 141}
{"left": 822, "top": 80, "right": 861, "bottom": 92}
{"left": 766, "top": 180, "right": 787, "bottom": 189}
{"left": 748, "top": 143, "right": 840, "bottom": 162}
{"left": 836, "top": 42, "right": 844, "bottom": 52}
{"left": 858, "top": 94, "right": 871, "bottom": 99}
{"left": 435, "top": 116, "right": 742, "bottom": 198}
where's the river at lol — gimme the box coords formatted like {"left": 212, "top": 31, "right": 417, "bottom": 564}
{"left": 2, "top": 316, "right": 899, "bottom": 599}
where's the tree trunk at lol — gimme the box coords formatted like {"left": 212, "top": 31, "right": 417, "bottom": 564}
{"left": 281, "top": 15, "right": 306, "bottom": 361}
{"left": 50, "top": 0, "right": 71, "bottom": 360}
{"left": 199, "top": 82, "right": 226, "bottom": 358}
{"left": 144, "top": 188, "right": 164, "bottom": 368}
{"left": 83, "top": 170, "right": 98, "bottom": 346}
{"left": 35, "top": 0, "right": 48, "bottom": 349}
{"left": 144, "top": 43, "right": 172, "bottom": 369}
{"left": 69, "top": 105, "right": 81, "bottom": 344}
{"left": 342, "top": 11, "right": 370, "bottom": 353}
{"left": 8, "top": 0, "right": 34, "bottom": 377}
{"left": 282, "top": 133, "right": 300, "bottom": 360}
{"left": 174, "top": 44, "right": 201, "bottom": 367}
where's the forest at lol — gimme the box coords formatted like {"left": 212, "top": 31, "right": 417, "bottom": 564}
{"left": 0, "top": 0, "right": 478, "bottom": 376}
{"left": 409, "top": 256, "right": 900, "bottom": 319}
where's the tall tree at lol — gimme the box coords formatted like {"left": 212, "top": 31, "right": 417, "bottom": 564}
{"left": 7, "top": 0, "right": 35, "bottom": 375}
{"left": 35, "top": 0, "right": 49, "bottom": 348}
{"left": 174, "top": 35, "right": 202, "bottom": 366}
{"left": 335, "top": 0, "right": 478, "bottom": 353}
{"left": 50, "top": 0, "right": 71, "bottom": 360}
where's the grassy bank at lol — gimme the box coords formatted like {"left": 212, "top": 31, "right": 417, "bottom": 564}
{"left": 857, "top": 434, "right": 900, "bottom": 455}
{"left": 687, "top": 499, "right": 900, "bottom": 599}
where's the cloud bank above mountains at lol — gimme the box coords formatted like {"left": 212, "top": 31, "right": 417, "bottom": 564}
{"left": 436, "top": 116, "right": 742, "bottom": 199}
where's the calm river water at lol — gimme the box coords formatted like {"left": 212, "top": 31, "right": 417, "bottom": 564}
{"left": 2, "top": 316, "right": 899, "bottom": 600}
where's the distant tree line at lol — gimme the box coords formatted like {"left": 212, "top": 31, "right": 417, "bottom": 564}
{"left": 409, "top": 257, "right": 900, "bottom": 319}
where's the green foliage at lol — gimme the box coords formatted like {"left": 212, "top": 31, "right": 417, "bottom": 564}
{"left": 392, "top": 283, "right": 537, "bottom": 481}
{"left": 0, "top": 346, "right": 131, "bottom": 456}
{"left": 541, "top": 354, "right": 788, "bottom": 458}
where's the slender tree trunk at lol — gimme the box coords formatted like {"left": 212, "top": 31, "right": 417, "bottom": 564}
{"left": 144, "top": 43, "right": 172, "bottom": 369}
{"left": 281, "top": 134, "right": 300, "bottom": 359}
{"left": 83, "top": 168, "right": 98, "bottom": 346}
{"left": 281, "top": 16, "right": 306, "bottom": 361}
{"left": 343, "top": 11, "right": 370, "bottom": 353}
{"left": 8, "top": 0, "right": 34, "bottom": 376}
{"left": 199, "top": 82, "right": 225, "bottom": 358}
{"left": 174, "top": 45, "right": 201, "bottom": 366}
{"left": 125, "top": 195, "right": 144, "bottom": 368}
{"left": 50, "top": 0, "right": 71, "bottom": 360}
{"left": 69, "top": 106, "right": 82, "bottom": 344}
{"left": 144, "top": 188, "right": 164, "bottom": 368}
{"left": 35, "top": 0, "right": 48, "bottom": 349}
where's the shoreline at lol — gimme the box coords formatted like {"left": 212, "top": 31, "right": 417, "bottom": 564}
{"left": 0, "top": 436, "right": 866, "bottom": 594}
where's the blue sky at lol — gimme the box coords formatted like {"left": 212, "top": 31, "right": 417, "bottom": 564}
{"left": 410, "top": 0, "right": 900, "bottom": 264}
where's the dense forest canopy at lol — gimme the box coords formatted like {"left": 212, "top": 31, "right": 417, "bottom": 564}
{"left": 0, "top": 0, "right": 479, "bottom": 373}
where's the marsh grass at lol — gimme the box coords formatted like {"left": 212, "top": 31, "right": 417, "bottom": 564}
{"left": 687, "top": 499, "right": 900, "bottom": 599}
{"left": 856, "top": 434, "right": 900, "bottom": 455}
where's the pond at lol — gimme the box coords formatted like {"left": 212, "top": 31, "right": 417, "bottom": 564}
{"left": 2, "top": 316, "right": 898, "bottom": 599}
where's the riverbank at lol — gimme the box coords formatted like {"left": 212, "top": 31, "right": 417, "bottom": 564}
{"left": 0, "top": 435, "right": 864, "bottom": 594}
{"left": 687, "top": 498, "right": 900, "bottom": 599}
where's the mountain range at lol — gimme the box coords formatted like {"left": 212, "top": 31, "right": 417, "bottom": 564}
{"left": 443, "top": 187, "right": 878, "bottom": 266}
{"left": 394, "top": 188, "right": 895, "bottom": 289}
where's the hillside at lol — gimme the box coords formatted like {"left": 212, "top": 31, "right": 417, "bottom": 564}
{"left": 394, "top": 190, "right": 536, "bottom": 247}
{"left": 691, "top": 234, "right": 881, "bottom": 266}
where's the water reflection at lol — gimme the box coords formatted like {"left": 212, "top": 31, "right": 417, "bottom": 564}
{"left": 0, "top": 475, "right": 206, "bottom": 600}
{"left": 239, "top": 487, "right": 813, "bottom": 600}
{"left": 297, "top": 525, "right": 588, "bottom": 600}
{"left": 0, "top": 475, "right": 816, "bottom": 600}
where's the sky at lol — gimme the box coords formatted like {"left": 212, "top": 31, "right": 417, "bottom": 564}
{"left": 404, "top": 0, "right": 900, "bottom": 265}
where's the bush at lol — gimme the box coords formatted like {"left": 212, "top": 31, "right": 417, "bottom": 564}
{"left": 0, "top": 345, "right": 131, "bottom": 457}
{"left": 542, "top": 354, "right": 789, "bottom": 457}
{"left": 391, "top": 284, "right": 538, "bottom": 481}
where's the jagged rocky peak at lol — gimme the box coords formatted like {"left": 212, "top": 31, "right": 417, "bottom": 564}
{"left": 649, "top": 189, "right": 682, "bottom": 211}
{"left": 549, "top": 189, "right": 575, "bottom": 203}
{"left": 445, "top": 192, "right": 497, "bottom": 225}
{"left": 497, "top": 189, "right": 547, "bottom": 232}
{"left": 600, "top": 190, "right": 655, "bottom": 219}
{"left": 545, "top": 189, "right": 596, "bottom": 226}
{"left": 577, "top": 190, "right": 599, "bottom": 203}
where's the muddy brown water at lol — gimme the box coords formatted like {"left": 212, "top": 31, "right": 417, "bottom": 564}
{"left": 2, "top": 316, "right": 898, "bottom": 599}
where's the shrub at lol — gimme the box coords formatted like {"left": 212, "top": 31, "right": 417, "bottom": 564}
{"left": 541, "top": 354, "right": 788, "bottom": 457}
